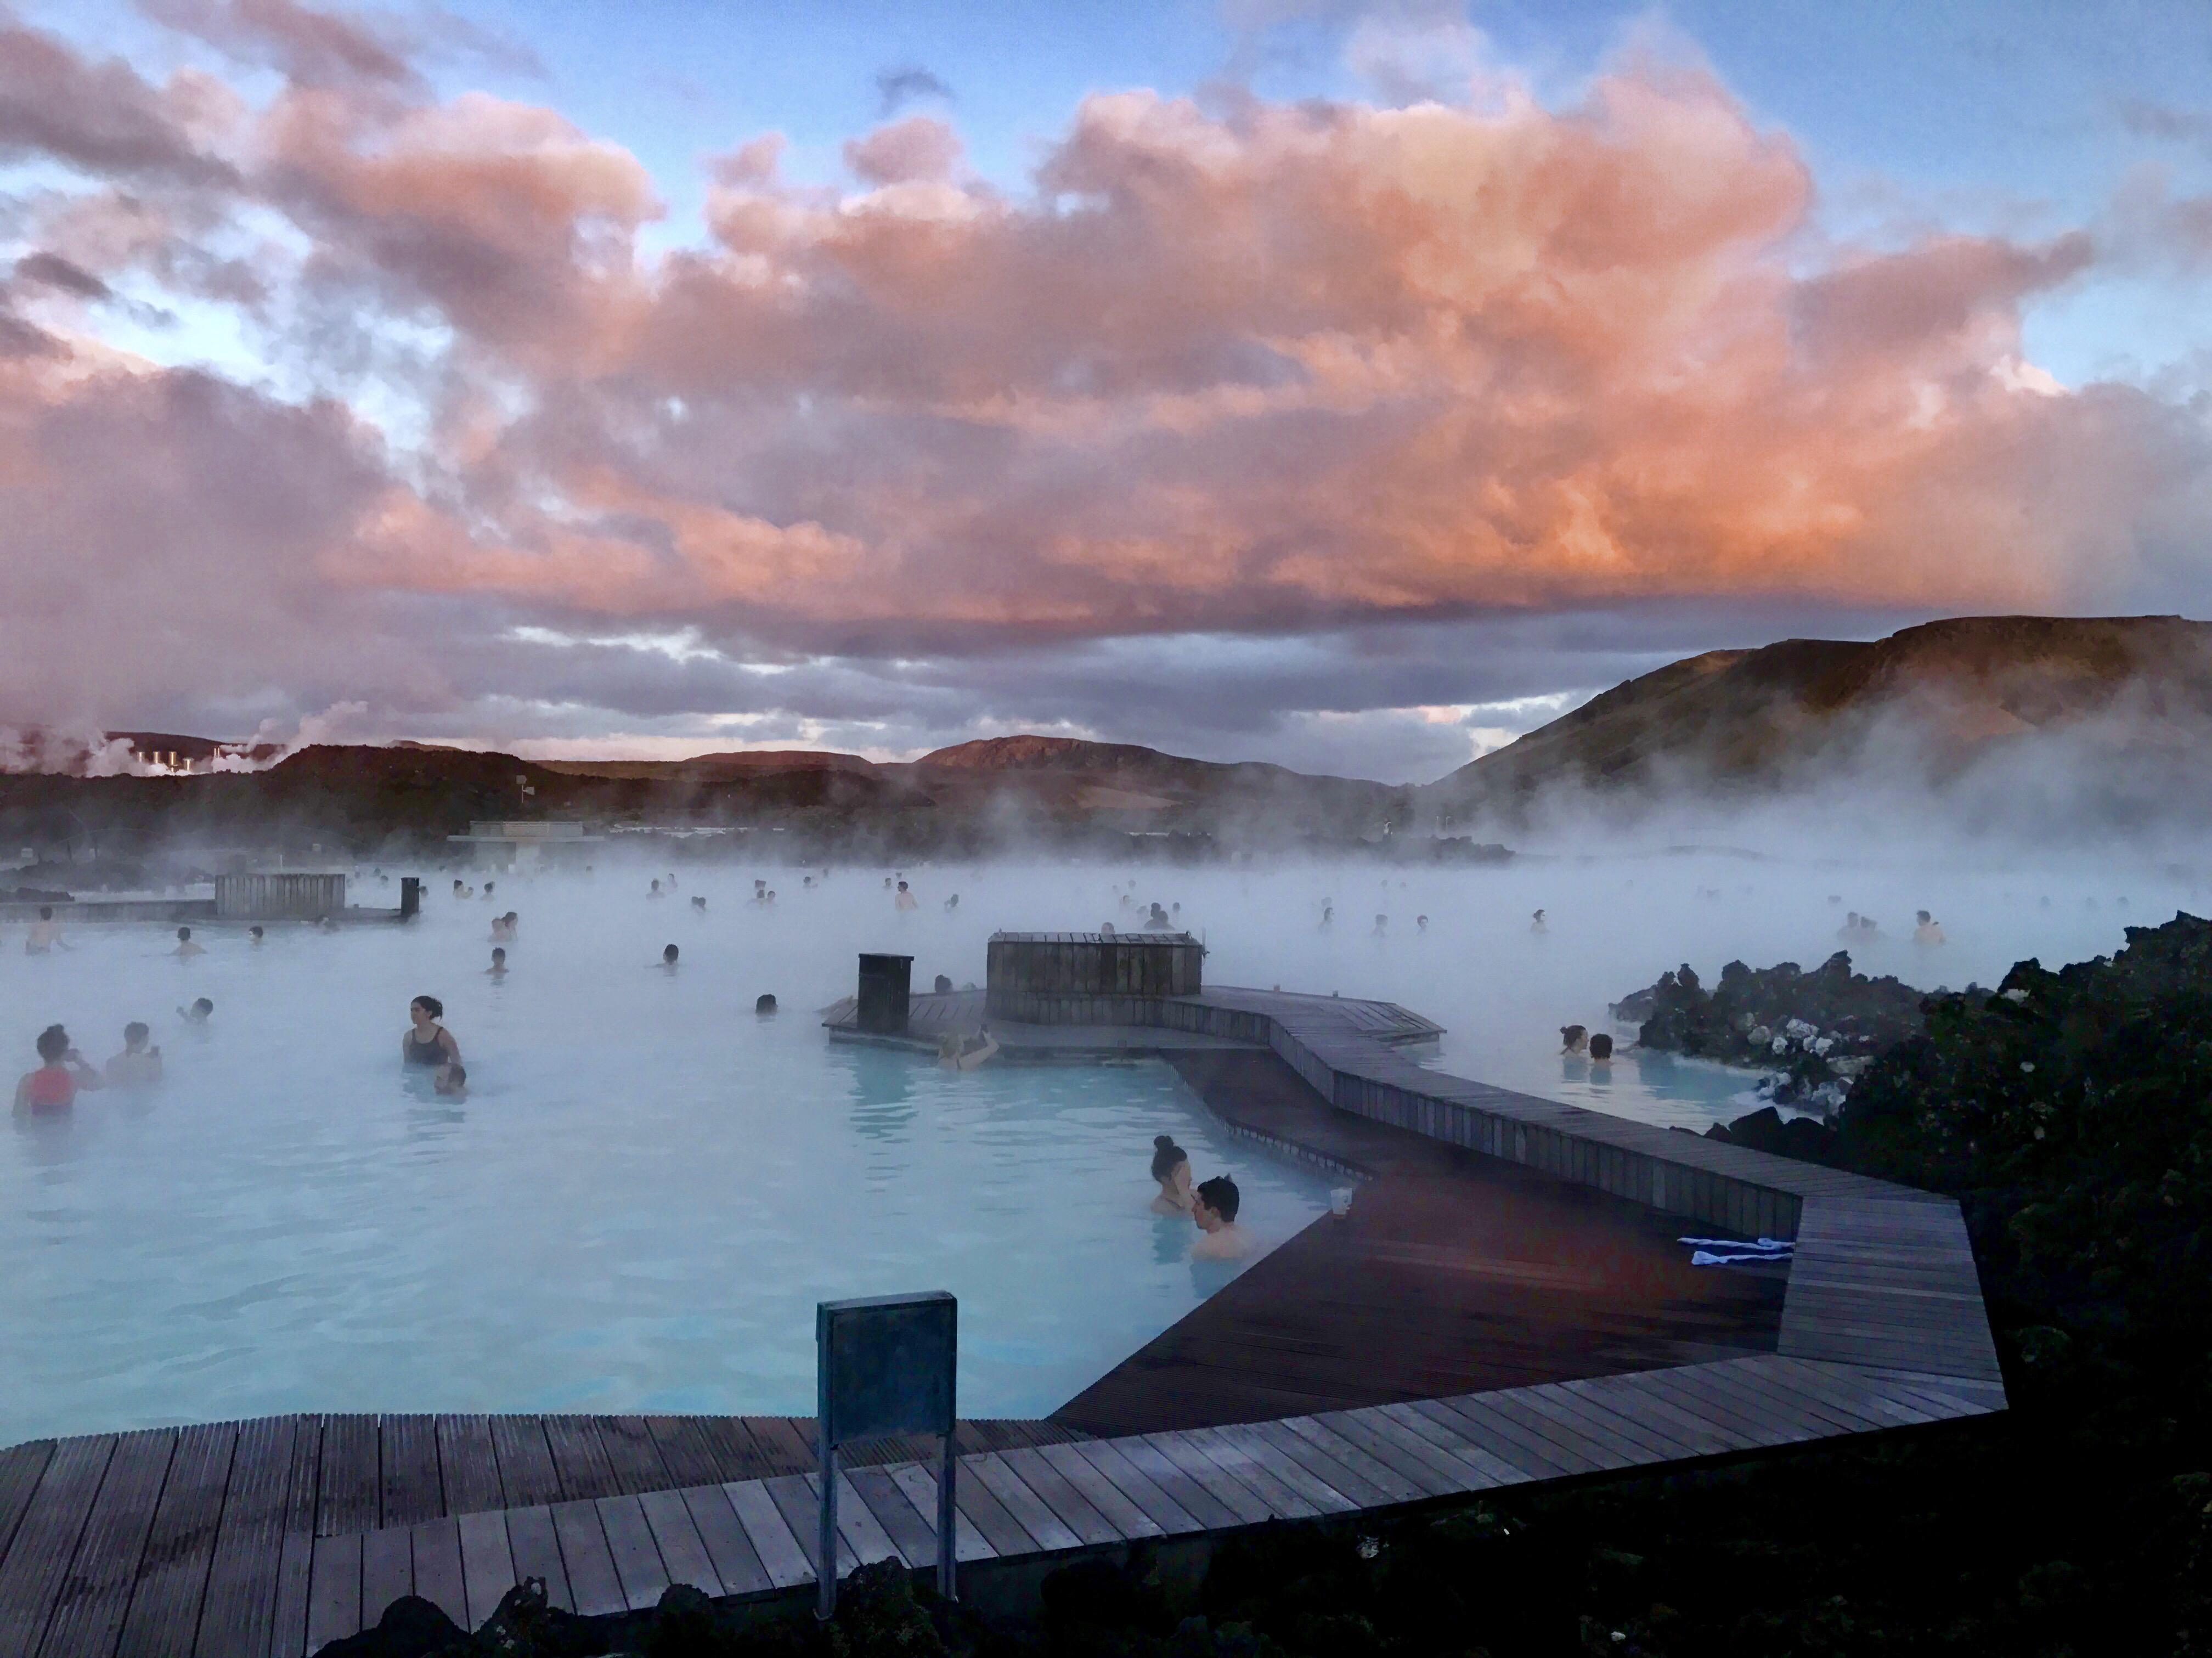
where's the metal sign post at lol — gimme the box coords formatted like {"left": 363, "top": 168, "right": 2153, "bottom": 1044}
{"left": 816, "top": 1290, "right": 957, "bottom": 1618}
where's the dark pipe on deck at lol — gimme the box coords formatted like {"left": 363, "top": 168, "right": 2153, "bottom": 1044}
{"left": 856, "top": 953, "right": 913, "bottom": 1034}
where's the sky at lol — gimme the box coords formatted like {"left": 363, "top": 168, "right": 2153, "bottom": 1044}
{"left": 1, "top": 0, "right": 2209, "bottom": 783}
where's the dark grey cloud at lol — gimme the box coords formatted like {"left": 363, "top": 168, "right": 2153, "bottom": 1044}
{"left": 874, "top": 64, "right": 952, "bottom": 116}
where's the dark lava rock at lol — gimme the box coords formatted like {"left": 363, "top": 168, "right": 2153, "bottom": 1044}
{"left": 1617, "top": 950, "right": 1929, "bottom": 1103}
{"left": 1705, "top": 1104, "right": 1841, "bottom": 1165}
{"left": 310, "top": 1595, "right": 471, "bottom": 1657}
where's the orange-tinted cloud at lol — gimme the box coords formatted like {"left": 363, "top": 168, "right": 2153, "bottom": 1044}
{"left": 0, "top": 6, "right": 2207, "bottom": 747}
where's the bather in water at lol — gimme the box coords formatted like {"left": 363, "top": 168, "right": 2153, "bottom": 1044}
{"left": 936, "top": 1028, "right": 999, "bottom": 1071}
{"left": 174, "top": 926, "right": 204, "bottom": 958}
{"left": 1560, "top": 1024, "right": 1588, "bottom": 1054}
{"left": 658, "top": 944, "right": 680, "bottom": 971}
{"left": 104, "top": 1023, "right": 162, "bottom": 1087}
{"left": 15, "top": 1024, "right": 100, "bottom": 1113}
{"left": 179, "top": 997, "right": 214, "bottom": 1026}
{"left": 894, "top": 881, "right": 918, "bottom": 911}
{"left": 433, "top": 1061, "right": 468, "bottom": 1099}
{"left": 487, "top": 948, "right": 507, "bottom": 979}
{"left": 26, "top": 907, "right": 66, "bottom": 954}
{"left": 402, "top": 996, "right": 457, "bottom": 1066}
{"left": 1189, "top": 1175, "right": 1253, "bottom": 1261}
{"left": 1149, "top": 1135, "right": 1194, "bottom": 1214}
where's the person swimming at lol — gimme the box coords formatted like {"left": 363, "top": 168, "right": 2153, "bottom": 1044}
{"left": 691, "top": 895, "right": 707, "bottom": 912}
{"left": 249, "top": 925, "right": 265, "bottom": 945}
{"left": 1190, "top": 1175, "right": 1253, "bottom": 1260}
{"left": 489, "top": 912, "right": 518, "bottom": 943}
{"left": 487, "top": 947, "right": 507, "bottom": 979}
{"left": 1373, "top": 913, "right": 1387, "bottom": 936}
{"left": 755, "top": 993, "right": 778, "bottom": 1017}
{"left": 433, "top": 1061, "right": 468, "bottom": 1098}
{"left": 894, "top": 881, "right": 918, "bottom": 911}
{"left": 943, "top": 893, "right": 960, "bottom": 912}
{"left": 179, "top": 997, "right": 214, "bottom": 1025}
{"left": 104, "top": 1022, "right": 162, "bottom": 1086}
{"left": 934, "top": 974, "right": 954, "bottom": 993}
{"left": 26, "top": 907, "right": 66, "bottom": 954}
{"left": 1531, "top": 909, "right": 1548, "bottom": 933}
{"left": 935, "top": 1027, "right": 998, "bottom": 1071}
{"left": 1416, "top": 915, "right": 1428, "bottom": 934}
{"left": 1149, "top": 1135, "right": 1194, "bottom": 1214}
{"left": 1588, "top": 1033, "right": 1615, "bottom": 1063}
{"left": 1143, "top": 903, "right": 1171, "bottom": 930}
{"left": 1319, "top": 904, "right": 1333, "bottom": 929}
{"left": 15, "top": 1024, "right": 100, "bottom": 1113}
{"left": 174, "top": 926, "right": 204, "bottom": 958}
{"left": 1914, "top": 910, "right": 1948, "bottom": 945}
{"left": 658, "top": 944, "right": 680, "bottom": 970}
{"left": 402, "top": 996, "right": 456, "bottom": 1066}
{"left": 1561, "top": 1024, "right": 1589, "bottom": 1054}
{"left": 649, "top": 878, "right": 663, "bottom": 898}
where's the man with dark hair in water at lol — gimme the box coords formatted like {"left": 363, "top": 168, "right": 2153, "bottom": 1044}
{"left": 105, "top": 1023, "right": 162, "bottom": 1086}
{"left": 1191, "top": 1175, "right": 1252, "bottom": 1260}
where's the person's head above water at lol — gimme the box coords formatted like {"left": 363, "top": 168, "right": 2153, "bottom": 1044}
{"left": 123, "top": 1022, "right": 150, "bottom": 1050}
{"left": 177, "top": 926, "right": 191, "bottom": 941}
{"left": 662, "top": 944, "right": 679, "bottom": 965}
{"left": 185, "top": 998, "right": 213, "bottom": 1021}
{"left": 249, "top": 925, "right": 264, "bottom": 941}
{"left": 898, "top": 880, "right": 909, "bottom": 892}
{"left": 1150, "top": 1135, "right": 1188, "bottom": 1182}
{"left": 1588, "top": 1033, "right": 1614, "bottom": 1061}
{"left": 38, "top": 906, "right": 51, "bottom": 920}
{"left": 1194, "top": 1175, "right": 1240, "bottom": 1226}
{"left": 410, "top": 995, "right": 443, "bottom": 1023}
{"left": 490, "top": 948, "right": 506, "bottom": 965}
{"left": 755, "top": 993, "right": 777, "bottom": 1016}
{"left": 435, "top": 1061, "right": 467, "bottom": 1095}
{"left": 36, "top": 1025, "right": 69, "bottom": 1063}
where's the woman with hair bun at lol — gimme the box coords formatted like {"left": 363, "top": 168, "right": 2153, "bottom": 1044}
{"left": 1149, "top": 1135, "right": 1194, "bottom": 1214}
{"left": 402, "top": 996, "right": 459, "bottom": 1068}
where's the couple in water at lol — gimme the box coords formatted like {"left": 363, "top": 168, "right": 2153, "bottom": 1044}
{"left": 14, "top": 1022, "right": 166, "bottom": 1112}
{"left": 403, "top": 995, "right": 467, "bottom": 1097}
{"left": 1150, "top": 1136, "right": 1251, "bottom": 1260}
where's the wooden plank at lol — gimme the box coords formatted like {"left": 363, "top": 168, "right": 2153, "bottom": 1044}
{"left": 410, "top": 1519, "right": 467, "bottom": 1634}
{"left": 313, "top": 1418, "right": 377, "bottom": 1538}
{"left": 0, "top": 1444, "right": 55, "bottom": 1568}
{"left": 1139, "top": 1433, "right": 1284, "bottom": 1526}
{"left": 1273, "top": 1418, "right": 1426, "bottom": 1507}
{"left": 1245, "top": 1419, "right": 1401, "bottom": 1511}
{"left": 115, "top": 1420, "right": 237, "bottom": 1658}
{"left": 358, "top": 1524, "right": 413, "bottom": 1631}
{"left": 0, "top": 1434, "right": 113, "bottom": 1658}
{"left": 1764, "top": 1358, "right": 1947, "bottom": 1428}
{"left": 994, "top": 1450, "right": 1118, "bottom": 1547}
{"left": 966, "top": 1454, "right": 1086, "bottom": 1552}
{"left": 377, "top": 1418, "right": 441, "bottom": 1531}
{"left": 541, "top": 1420, "right": 619, "bottom": 1504}
{"left": 1066, "top": 1440, "right": 1201, "bottom": 1536}
{"left": 1690, "top": 1361, "right": 1888, "bottom": 1436}
{"left": 547, "top": 1501, "right": 623, "bottom": 1617}
{"left": 721, "top": 1483, "right": 812, "bottom": 1591}
{"left": 1035, "top": 1442, "right": 1160, "bottom": 1538}
{"left": 455, "top": 1510, "right": 516, "bottom": 1629}
{"left": 301, "top": 1536, "right": 360, "bottom": 1657}
{"left": 1460, "top": 1389, "right": 1641, "bottom": 1473}
{"left": 1178, "top": 1430, "right": 1325, "bottom": 1521}
{"left": 433, "top": 1418, "right": 503, "bottom": 1517}
{"left": 762, "top": 1476, "right": 848, "bottom": 1582}
{"left": 1410, "top": 1398, "right": 1585, "bottom": 1482}
{"left": 1304, "top": 1411, "right": 1474, "bottom": 1500}
{"left": 594, "top": 1496, "right": 670, "bottom": 1611}
{"left": 843, "top": 1470, "right": 935, "bottom": 1570}
{"left": 640, "top": 1421, "right": 724, "bottom": 1492}
{"left": 593, "top": 1420, "right": 672, "bottom": 1497}
{"left": 265, "top": 1417, "right": 322, "bottom": 1658}
{"left": 804, "top": 1473, "right": 900, "bottom": 1570}
{"left": 35, "top": 1428, "right": 175, "bottom": 1658}
{"left": 636, "top": 1489, "right": 719, "bottom": 1597}
{"left": 1554, "top": 1376, "right": 1737, "bottom": 1459}
{"left": 1105, "top": 1438, "right": 1246, "bottom": 1530}
{"left": 195, "top": 1414, "right": 296, "bottom": 1658}
{"left": 501, "top": 1508, "right": 571, "bottom": 1614}
{"left": 677, "top": 1486, "right": 769, "bottom": 1600}
{"left": 1523, "top": 1383, "right": 1692, "bottom": 1463}
{"left": 1623, "top": 1368, "right": 1814, "bottom": 1450}
{"left": 487, "top": 1420, "right": 561, "bottom": 1509}
{"left": 691, "top": 1421, "right": 778, "bottom": 1485}
{"left": 1206, "top": 1425, "right": 1358, "bottom": 1516}
{"left": 884, "top": 1464, "right": 1001, "bottom": 1563}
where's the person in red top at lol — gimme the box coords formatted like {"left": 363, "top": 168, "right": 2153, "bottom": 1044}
{"left": 14, "top": 1024, "right": 101, "bottom": 1114}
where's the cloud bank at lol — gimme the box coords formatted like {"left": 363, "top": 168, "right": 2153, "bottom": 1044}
{"left": 0, "top": 5, "right": 2207, "bottom": 778}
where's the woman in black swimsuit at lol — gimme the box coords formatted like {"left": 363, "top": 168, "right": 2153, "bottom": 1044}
{"left": 402, "top": 996, "right": 459, "bottom": 1067}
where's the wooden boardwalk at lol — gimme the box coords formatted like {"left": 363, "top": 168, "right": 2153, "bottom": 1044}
{"left": 1054, "top": 1051, "right": 1785, "bottom": 1434}
{"left": 0, "top": 1416, "right": 1086, "bottom": 1658}
{"left": 0, "top": 984, "right": 2004, "bottom": 1654}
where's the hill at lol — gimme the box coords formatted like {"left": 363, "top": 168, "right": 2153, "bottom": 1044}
{"left": 1419, "top": 614, "right": 2212, "bottom": 830}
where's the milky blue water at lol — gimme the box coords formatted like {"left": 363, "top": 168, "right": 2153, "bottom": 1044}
{"left": 0, "top": 875, "right": 1331, "bottom": 1443}
{"left": 3, "top": 844, "right": 2185, "bottom": 1445}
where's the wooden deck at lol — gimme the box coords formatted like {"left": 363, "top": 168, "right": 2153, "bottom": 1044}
{"left": 0, "top": 1415, "right": 1087, "bottom": 1658}
{"left": 1054, "top": 1051, "right": 1785, "bottom": 1435}
{"left": 0, "top": 984, "right": 2004, "bottom": 1654}
{"left": 821, "top": 987, "right": 1443, "bottom": 1057}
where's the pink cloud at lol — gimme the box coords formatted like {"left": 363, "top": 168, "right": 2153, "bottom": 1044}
{"left": 0, "top": 7, "right": 2205, "bottom": 738}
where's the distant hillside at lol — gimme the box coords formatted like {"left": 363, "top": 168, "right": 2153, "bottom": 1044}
{"left": 1420, "top": 614, "right": 2212, "bottom": 827}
